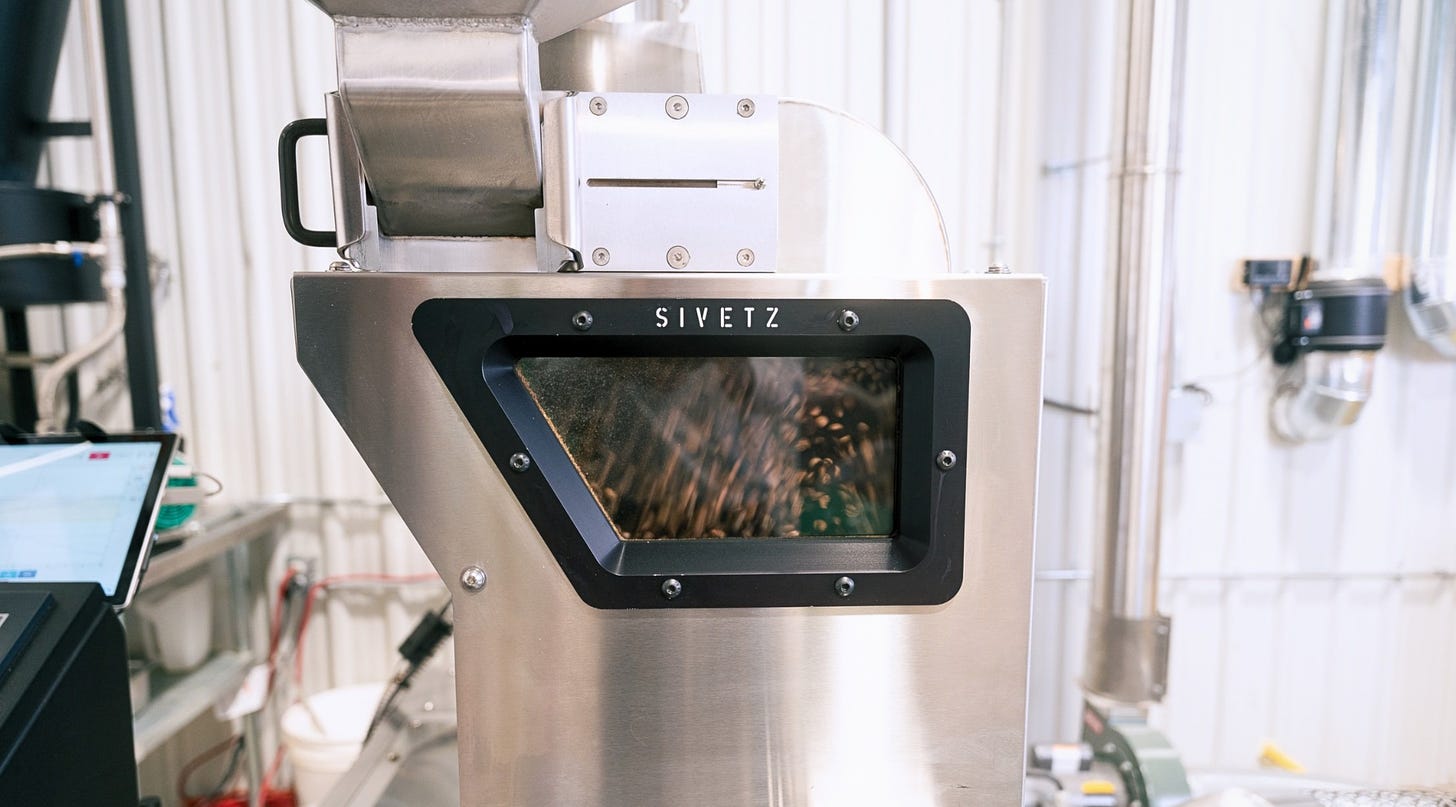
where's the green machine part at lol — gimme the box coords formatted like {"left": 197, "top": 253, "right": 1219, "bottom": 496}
{"left": 1081, "top": 700, "right": 1192, "bottom": 807}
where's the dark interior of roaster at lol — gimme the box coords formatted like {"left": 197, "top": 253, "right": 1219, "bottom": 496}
{"left": 516, "top": 356, "right": 901, "bottom": 541}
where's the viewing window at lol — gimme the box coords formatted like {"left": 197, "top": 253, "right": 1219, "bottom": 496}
{"left": 516, "top": 356, "right": 900, "bottom": 541}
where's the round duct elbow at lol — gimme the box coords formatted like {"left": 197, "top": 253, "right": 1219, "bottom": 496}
{"left": 1272, "top": 350, "right": 1377, "bottom": 442}
{"left": 1270, "top": 278, "right": 1388, "bottom": 443}
{"left": 1405, "top": 260, "right": 1456, "bottom": 357}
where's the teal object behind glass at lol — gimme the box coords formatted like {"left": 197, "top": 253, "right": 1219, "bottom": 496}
{"left": 154, "top": 455, "right": 196, "bottom": 531}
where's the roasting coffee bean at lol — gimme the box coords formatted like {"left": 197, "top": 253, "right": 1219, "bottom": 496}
{"left": 518, "top": 356, "right": 898, "bottom": 540}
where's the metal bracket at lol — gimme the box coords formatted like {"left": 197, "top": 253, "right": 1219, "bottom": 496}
{"left": 542, "top": 92, "right": 778, "bottom": 272}
{"left": 1084, "top": 610, "right": 1172, "bottom": 703}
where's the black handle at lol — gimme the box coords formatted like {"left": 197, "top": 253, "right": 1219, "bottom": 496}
{"left": 278, "top": 118, "right": 336, "bottom": 248}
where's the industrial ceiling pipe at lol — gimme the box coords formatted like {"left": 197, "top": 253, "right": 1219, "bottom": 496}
{"left": 1402, "top": 0, "right": 1456, "bottom": 356}
{"left": 1083, "top": 0, "right": 1186, "bottom": 707}
{"left": 986, "top": 0, "right": 1015, "bottom": 268}
{"left": 1272, "top": 0, "right": 1397, "bottom": 442}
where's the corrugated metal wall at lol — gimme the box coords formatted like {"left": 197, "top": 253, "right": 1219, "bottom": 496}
{"left": 35, "top": 2, "right": 442, "bottom": 798}
{"left": 27, "top": 0, "right": 1456, "bottom": 794}
{"left": 1027, "top": 0, "right": 1456, "bottom": 787}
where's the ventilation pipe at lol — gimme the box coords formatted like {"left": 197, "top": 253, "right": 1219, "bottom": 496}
{"left": 1082, "top": 0, "right": 1186, "bottom": 707}
{"left": 1271, "top": 0, "right": 1397, "bottom": 442}
{"left": 1402, "top": 0, "right": 1456, "bottom": 356}
{"left": 986, "top": 0, "right": 1015, "bottom": 268}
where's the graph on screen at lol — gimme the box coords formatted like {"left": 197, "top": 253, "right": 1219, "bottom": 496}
{"left": 0, "top": 442, "right": 162, "bottom": 595}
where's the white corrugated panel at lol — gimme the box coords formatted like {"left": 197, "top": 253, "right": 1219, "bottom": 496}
{"left": 24, "top": 0, "right": 1456, "bottom": 795}
{"left": 33, "top": 1, "right": 444, "bottom": 800}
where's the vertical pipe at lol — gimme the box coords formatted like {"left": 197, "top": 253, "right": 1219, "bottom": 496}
{"left": 225, "top": 544, "right": 267, "bottom": 807}
{"left": 1402, "top": 0, "right": 1456, "bottom": 355}
{"left": 881, "top": 0, "right": 907, "bottom": 148}
{"left": 99, "top": 0, "right": 163, "bottom": 429}
{"left": 1323, "top": 0, "right": 1399, "bottom": 280}
{"left": 3, "top": 311, "right": 38, "bottom": 429}
{"left": 65, "top": 371, "right": 81, "bottom": 430}
{"left": 81, "top": 0, "right": 117, "bottom": 204}
{"left": 986, "top": 0, "right": 1014, "bottom": 267}
{"left": 1271, "top": 0, "right": 1398, "bottom": 442}
{"left": 1082, "top": 0, "right": 1186, "bottom": 706}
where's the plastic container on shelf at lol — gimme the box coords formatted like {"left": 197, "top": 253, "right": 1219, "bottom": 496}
{"left": 129, "top": 566, "right": 213, "bottom": 673}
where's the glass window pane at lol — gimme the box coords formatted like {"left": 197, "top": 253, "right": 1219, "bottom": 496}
{"left": 516, "top": 357, "right": 899, "bottom": 540}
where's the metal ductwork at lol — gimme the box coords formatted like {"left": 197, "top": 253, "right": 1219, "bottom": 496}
{"left": 1272, "top": 0, "right": 1397, "bottom": 443}
{"left": 1077, "top": 5, "right": 1197, "bottom": 801}
{"left": 1083, "top": 0, "right": 1186, "bottom": 708}
{"left": 1402, "top": 0, "right": 1456, "bottom": 357}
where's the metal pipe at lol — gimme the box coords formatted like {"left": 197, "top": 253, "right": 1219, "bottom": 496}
{"left": 986, "top": 0, "right": 1014, "bottom": 266}
{"left": 1040, "top": 568, "right": 1456, "bottom": 583}
{"left": 881, "top": 0, "right": 908, "bottom": 148}
{"left": 1, "top": 352, "right": 65, "bottom": 368}
{"left": 224, "top": 545, "right": 267, "bottom": 807}
{"left": 80, "top": 1, "right": 117, "bottom": 212}
{"left": 0, "top": 241, "right": 107, "bottom": 261}
{"left": 1082, "top": 0, "right": 1187, "bottom": 706}
{"left": 1402, "top": 0, "right": 1456, "bottom": 356}
{"left": 35, "top": 0, "right": 127, "bottom": 434}
{"left": 317, "top": 579, "right": 443, "bottom": 591}
{"left": 34, "top": 285, "right": 124, "bottom": 434}
{"left": 99, "top": 0, "right": 163, "bottom": 429}
{"left": 1272, "top": 0, "right": 1398, "bottom": 443}
{"left": 3, "top": 312, "right": 38, "bottom": 428}
{"left": 273, "top": 495, "right": 397, "bottom": 509}
{"left": 1272, "top": 350, "right": 1376, "bottom": 441}
{"left": 1323, "top": 0, "right": 1399, "bottom": 281}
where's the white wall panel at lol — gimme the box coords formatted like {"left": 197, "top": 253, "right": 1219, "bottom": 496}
{"left": 1147, "top": 0, "right": 1454, "bottom": 786}
{"left": 1025, "top": 0, "right": 1111, "bottom": 750}
{"left": 27, "top": 0, "right": 1456, "bottom": 795}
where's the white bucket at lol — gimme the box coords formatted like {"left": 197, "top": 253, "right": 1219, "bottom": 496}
{"left": 281, "top": 682, "right": 387, "bottom": 807}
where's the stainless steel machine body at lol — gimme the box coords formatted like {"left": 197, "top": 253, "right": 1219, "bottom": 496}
{"left": 294, "top": 271, "right": 1044, "bottom": 806}
{"left": 289, "top": 3, "right": 1046, "bottom": 804}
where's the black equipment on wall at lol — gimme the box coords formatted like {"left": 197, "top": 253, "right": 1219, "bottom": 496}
{"left": 0, "top": 582, "right": 141, "bottom": 806}
{"left": 1273, "top": 277, "right": 1390, "bottom": 365}
{"left": 0, "top": 0, "right": 72, "bottom": 182}
{"left": 0, "top": 0, "right": 162, "bottom": 430}
{"left": 0, "top": 185, "right": 106, "bottom": 306}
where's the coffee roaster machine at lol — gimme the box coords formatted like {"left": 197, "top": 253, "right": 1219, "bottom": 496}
{"left": 285, "top": 2, "right": 1045, "bottom": 804}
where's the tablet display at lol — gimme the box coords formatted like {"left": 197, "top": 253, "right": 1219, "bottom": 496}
{"left": 0, "top": 433, "right": 177, "bottom": 608}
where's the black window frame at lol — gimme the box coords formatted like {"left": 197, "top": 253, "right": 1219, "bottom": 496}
{"left": 413, "top": 297, "right": 970, "bottom": 609}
